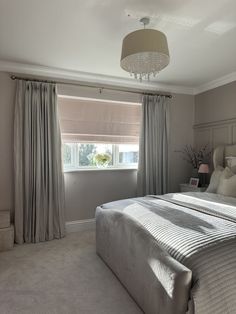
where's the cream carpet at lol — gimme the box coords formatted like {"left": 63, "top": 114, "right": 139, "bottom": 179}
{"left": 0, "top": 230, "right": 143, "bottom": 314}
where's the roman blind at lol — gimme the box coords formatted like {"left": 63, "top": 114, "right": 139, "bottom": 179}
{"left": 58, "top": 97, "right": 141, "bottom": 144}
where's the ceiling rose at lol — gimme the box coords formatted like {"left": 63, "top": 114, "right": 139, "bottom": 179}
{"left": 120, "top": 17, "right": 170, "bottom": 81}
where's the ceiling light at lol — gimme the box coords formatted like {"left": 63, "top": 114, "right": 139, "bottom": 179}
{"left": 120, "top": 17, "right": 170, "bottom": 81}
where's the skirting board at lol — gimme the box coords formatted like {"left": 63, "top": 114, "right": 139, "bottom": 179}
{"left": 66, "top": 219, "right": 95, "bottom": 233}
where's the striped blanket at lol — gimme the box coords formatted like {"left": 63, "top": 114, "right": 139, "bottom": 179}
{"left": 96, "top": 192, "right": 236, "bottom": 314}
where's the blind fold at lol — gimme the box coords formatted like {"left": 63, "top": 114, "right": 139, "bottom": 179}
{"left": 58, "top": 97, "right": 141, "bottom": 144}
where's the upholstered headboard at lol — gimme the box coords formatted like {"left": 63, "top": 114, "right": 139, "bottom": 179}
{"left": 213, "top": 144, "right": 236, "bottom": 168}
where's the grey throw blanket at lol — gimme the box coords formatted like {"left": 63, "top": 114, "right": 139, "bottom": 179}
{"left": 97, "top": 192, "right": 236, "bottom": 314}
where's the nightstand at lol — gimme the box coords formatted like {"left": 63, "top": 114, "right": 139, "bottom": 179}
{"left": 179, "top": 184, "right": 207, "bottom": 193}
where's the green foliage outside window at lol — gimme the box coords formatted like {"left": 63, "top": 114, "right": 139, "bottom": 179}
{"left": 79, "top": 144, "right": 96, "bottom": 166}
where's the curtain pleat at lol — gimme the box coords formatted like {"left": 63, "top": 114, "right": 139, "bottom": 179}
{"left": 137, "top": 95, "right": 169, "bottom": 196}
{"left": 14, "top": 80, "right": 65, "bottom": 244}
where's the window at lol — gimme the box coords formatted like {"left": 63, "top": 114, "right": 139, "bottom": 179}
{"left": 58, "top": 95, "right": 141, "bottom": 171}
{"left": 118, "top": 144, "right": 139, "bottom": 164}
{"left": 63, "top": 143, "right": 139, "bottom": 170}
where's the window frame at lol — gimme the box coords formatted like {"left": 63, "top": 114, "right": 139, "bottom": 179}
{"left": 62, "top": 143, "right": 139, "bottom": 172}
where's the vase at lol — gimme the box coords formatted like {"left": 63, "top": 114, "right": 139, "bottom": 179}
{"left": 96, "top": 161, "right": 109, "bottom": 168}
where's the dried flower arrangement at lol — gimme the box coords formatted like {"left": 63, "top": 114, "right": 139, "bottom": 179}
{"left": 175, "top": 144, "right": 212, "bottom": 169}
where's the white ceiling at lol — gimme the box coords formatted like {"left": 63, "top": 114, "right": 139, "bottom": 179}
{"left": 0, "top": 0, "right": 236, "bottom": 89}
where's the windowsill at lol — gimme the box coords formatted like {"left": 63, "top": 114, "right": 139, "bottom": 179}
{"left": 64, "top": 166, "right": 138, "bottom": 173}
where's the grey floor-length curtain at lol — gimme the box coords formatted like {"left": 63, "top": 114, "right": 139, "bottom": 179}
{"left": 14, "top": 80, "right": 65, "bottom": 244}
{"left": 137, "top": 95, "right": 169, "bottom": 196}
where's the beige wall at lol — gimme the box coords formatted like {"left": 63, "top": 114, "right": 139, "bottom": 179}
{"left": 65, "top": 170, "right": 137, "bottom": 221}
{"left": 0, "top": 71, "right": 194, "bottom": 221}
{"left": 169, "top": 94, "right": 194, "bottom": 192}
{"left": 195, "top": 81, "right": 236, "bottom": 125}
{"left": 194, "top": 81, "right": 236, "bottom": 150}
{"left": 0, "top": 73, "right": 15, "bottom": 214}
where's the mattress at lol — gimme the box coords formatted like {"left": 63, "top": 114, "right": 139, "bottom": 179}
{"left": 96, "top": 192, "right": 236, "bottom": 314}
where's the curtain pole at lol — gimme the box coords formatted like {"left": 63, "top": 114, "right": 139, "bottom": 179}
{"left": 10, "top": 75, "right": 172, "bottom": 99}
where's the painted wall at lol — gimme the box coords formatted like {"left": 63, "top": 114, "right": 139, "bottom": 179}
{"left": 194, "top": 81, "right": 236, "bottom": 151}
{"left": 168, "top": 94, "right": 194, "bottom": 192}
{"left": 0, "top": 73, "right": 15, "bottom": 214}
{"left": 195, "top": 81, "right": 236, "bottom": 125}
{"left": 64, "top": 170, "right": 137, "bottom": 221}
{"left": 0, "top": 72, "right": 194, "bottom": 221}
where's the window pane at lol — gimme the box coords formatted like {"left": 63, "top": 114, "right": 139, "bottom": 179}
{"left": 62, "top": 142, "right": 138, "bottom": 170}
{"left": 118, "top": 144, "right": 139, "bottom": 164}
{"left": 63, "top": 143, "right": 72, "bottom": 165}
{"left": 78, "top": 144, "right": 96, "bottom": 166}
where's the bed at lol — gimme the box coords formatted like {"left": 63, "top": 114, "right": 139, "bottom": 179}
{"left": 95, "top": 145, "right": 236, "bottom": 314}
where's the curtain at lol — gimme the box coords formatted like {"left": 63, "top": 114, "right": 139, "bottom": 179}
{"left": 137, "top": 95, "right": 169, "bottom": 196}
{"left": 14, "top": 80, "right": 65, "bottom": 244}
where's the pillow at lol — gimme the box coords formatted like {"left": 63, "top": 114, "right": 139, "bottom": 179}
{"left": 225, "top": 156, "right": 236, "bottom": 169}
{"left": 206, "top": 166, "right": 224, "bottom": 193}
{"left": 220, "top": 167, "right": 234, "bottom": 179}
{"left": 230, "top": 165, "right": 236, "bottom": 174}
{"left": 217, "top": 168, "right": 236, "bottom": 197}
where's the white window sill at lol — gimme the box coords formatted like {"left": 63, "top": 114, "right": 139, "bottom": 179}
{"left": 64, "top": 166, "right": 138, "bottom": 173}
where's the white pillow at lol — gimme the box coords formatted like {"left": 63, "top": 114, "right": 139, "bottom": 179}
{"left": 230, "top": 165, "right": 236, "bottom": 174}
{"left": 225, "top": 156, "right": 236, "bottom": 169}
{"left": 217, "top": 167, "right": 236, "bottom": 197}
{"left": 206, "top": 166, "right": 224, "bottom": 193}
